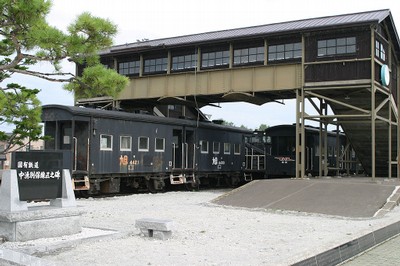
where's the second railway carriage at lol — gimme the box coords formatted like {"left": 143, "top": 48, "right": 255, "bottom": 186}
{"left": 41, "top": 105, "right": 251, "bottom": 195}
{"left": 245, "top": 125, "right": 359, "bottom": 178}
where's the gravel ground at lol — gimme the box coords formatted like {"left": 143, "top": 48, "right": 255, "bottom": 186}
{"left": 3, "top": 189, "right": 400, "bottom": 266}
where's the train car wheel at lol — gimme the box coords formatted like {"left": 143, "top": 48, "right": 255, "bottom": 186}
{"left": 185, "top": 178, "right": 200, "bottom": 191}
{"left": 75, "top": 190, "right": 89, "bottom": 198}
{"left": 146, "top": 179, "right": 165, "bottom": 194}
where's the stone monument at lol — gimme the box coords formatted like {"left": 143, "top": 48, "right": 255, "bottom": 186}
{"left": 0, "top": 151, "right": 82, "bottom": 242}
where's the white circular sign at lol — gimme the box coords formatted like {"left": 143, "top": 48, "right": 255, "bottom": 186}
{"left": 381, "top": 64, "right": 390, "bottom": 86}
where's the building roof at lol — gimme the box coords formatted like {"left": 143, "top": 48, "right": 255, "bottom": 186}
{"left": 103, "top": 9, "right": 399, "bottom": 55}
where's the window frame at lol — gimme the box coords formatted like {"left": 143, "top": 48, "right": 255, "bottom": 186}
{"left": 200, "top": 140, "right": 209, "bottom": 154}
{"left": 317, "top": 37, "right": 356, "bottom": 57}
{"left": 100, "top": 134, "right": 113, "bottom": 151}
{"left": 268, "top": 42, "right": 302, "bottom": 62}
{"left": 233, "top": 46, "right": 264, "bottom": 66}
{"left": 213, "top": 141, "right": 220, "bottom": 154}
{"left": 120, "top": 135, "right": 132, "bottom": 151}
{"left": 143, "top": 57, "right": 168, "bottom": 74}
{"left": 201, "top": 50, "right": 230, "bottom": 69}
{"left": 375, "top": 40, "right": 386, "bottom": 62}
{"left": 171, "top": 53, "right": 197, "bottom": 71}
{"left": 234, "top": 144, "right": 241, "bottom": 155}
{"left": 118, "top": 60, "right": 140, "bottom": 76}
{"left": 224, "top": 143, "right": 231, "bottom": 155}
{"left": 138, "top": 136, "right": 149, "bottom": 152}
{"left": 155, "top": 138, "right": 165, "bottom": 152}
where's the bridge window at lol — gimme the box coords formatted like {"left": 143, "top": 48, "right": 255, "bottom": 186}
{"left": 201, "top": 50, "right": 229, "bottom": 69}
{"left": 138, "top": 137, "right": 149, "bottom": 152}
{"left": 120, "top": 136, "right": 132, "bottom": 151}
{"left": 233, "top": 46, "right": 264, "bottom": 65}
{"left": 172, "top": 54, "right": 197, "bottom": 71}
{"left": 144, "top": 57, "right": 168, "bottom": 74}
{"left": 375, "top": 40, "right": 386, "bottom": 61}
{"left": 100, "top": 134, "right": 113, "bottom": 151}
{"left": 155, "top": 138, "right": 165, "bottom": 152}
{"left": 268, "top": 42, "right": 301, "bottom": 61}
{"left": 118, "top": 60, "right": 140, "bottom": 75}
{"left": 317, "top": 37, "right": 356, "bottom": 57}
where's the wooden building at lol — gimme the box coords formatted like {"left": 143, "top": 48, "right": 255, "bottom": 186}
{"left": 80, "top": 9, "right": 399, "bottom": 179}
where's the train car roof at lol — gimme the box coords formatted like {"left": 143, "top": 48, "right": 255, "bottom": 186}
{"left": 265, "top": 124, "right": 345, "bottom": 136}
{"left": 42, "top": 104, "right": 251, "bottom": 133}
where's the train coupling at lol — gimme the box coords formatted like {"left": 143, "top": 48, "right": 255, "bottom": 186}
{"left": 72, "top": 176, "right": 90, "bottom": 191}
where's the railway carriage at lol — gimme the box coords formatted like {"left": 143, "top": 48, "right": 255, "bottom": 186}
{"left": 245, "top": 125, "right": 360, "bottom": 178}
{"left": 41, "top": 105, "right": 251, "bottom": 195}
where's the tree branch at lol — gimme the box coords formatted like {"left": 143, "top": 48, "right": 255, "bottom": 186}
{"left": 10, "top": 68, "right": 76, "bottom": 82}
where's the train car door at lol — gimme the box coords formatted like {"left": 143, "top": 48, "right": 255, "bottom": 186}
{"left": 73, "top": 121, "right": 89, "bottom": 174}
{"left": 172, "top": 129, "right": 183, "bottom": 169}
{"left": 172, "top": 128, "right": 195, "bottom": 170}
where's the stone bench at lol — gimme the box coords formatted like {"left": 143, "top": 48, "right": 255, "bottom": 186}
{"left": 135, "top": 218, "right": 173, "bottom": 240}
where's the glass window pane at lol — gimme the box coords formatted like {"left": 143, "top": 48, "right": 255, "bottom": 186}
{"left": 347, "top": 37, "right": 356, "bottom": 45}
{"left": 155, "top": 138, "right": 165, "bottom": 152}
{"left": 285, "top": 51, "right": 293, "bottom": 59}
{"left": 327, "top": 39, "right": 336, "bottom": 47}
{"left": 337, "top": 46, "right": 346, "bottom": 54}
{"left": 294, "top": 42, "right": 302, "bottom": 50}
{"left": 327, "top": 47, "right": 336, "bottom": 55}
{"left": 100, "top": 135, "right": 112, "bottom": 150}
{"left": 138, "top": 137, "right": 149, "bottom": 151}
{"left": 213, "top": 142, "right": 220, "bottom": 154}
{"left": 120, "top": 136, "right": 131, "bottom": 151}
{"left": 200, "top": 140, "right": 208, "bottom": 153}
{"left": 269, "top": 45, "right": 277, "bottom": 53}
{"left": 317, "top": 40, "right": 326, "bottom": 48}
{"left": 285, "top": 43, "right": 294, "bottom": 50}
{"left": 337, "top": 38, "right": 346, "bottom": 46}
{"left": 268, "top": 53, "right": 276, "bottom": 61}
{"left": 347, "top": 45, "right": 356, "bottom": 53}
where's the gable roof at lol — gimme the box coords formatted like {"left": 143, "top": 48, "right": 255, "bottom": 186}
{"left": 102, "top": 9, "right": 399, "bottom": 59}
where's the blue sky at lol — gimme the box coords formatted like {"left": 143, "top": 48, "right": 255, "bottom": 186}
{"left": 5, "top": 0, "right": 400, "bottom": 130}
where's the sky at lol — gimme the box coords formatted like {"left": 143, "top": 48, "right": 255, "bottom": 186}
{"left": 6, "top": 0, "right": 400, "bottom": 130}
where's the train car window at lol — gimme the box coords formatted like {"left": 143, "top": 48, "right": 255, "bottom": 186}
{"left": 120, "top": 136, "right": 132, "bottom": 151}
{"left": 213, "top": 142, "right": 220, "bottom": 154}
{"left": 155, "top": 138, "right": 165, "bottom": 152}
{"left": 200, "top": 140, "right": 209, "bottom": 154}
{"left": 100, "top": 134, "right": 113, "bottom": 151}
{"left": 224, "top": 143, "right": 231, "bottom": 154}
{"left": 138, "top": 137, "right": 149, "bottom": 152}
{"left": 234, "top": 144, "right": 241, "bottom": 155}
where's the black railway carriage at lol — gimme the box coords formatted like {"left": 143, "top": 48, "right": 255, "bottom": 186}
{"left": 41, "top": 105, "right": 251, "bottom": 194}
{"left": 245, "top": 125, "right": 359, "bottom": 178}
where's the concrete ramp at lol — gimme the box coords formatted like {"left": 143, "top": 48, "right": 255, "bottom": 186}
{"left": 212, "top": 178, "right": 400, "bottom": 218}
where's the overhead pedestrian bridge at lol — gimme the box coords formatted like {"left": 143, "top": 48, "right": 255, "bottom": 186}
{"left": 79, "top": 9, "right": 399, "bottom": 179}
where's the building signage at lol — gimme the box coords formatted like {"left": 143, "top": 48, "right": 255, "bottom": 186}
{"left": 12, "top": 151, "right": 63, "bottom": 201}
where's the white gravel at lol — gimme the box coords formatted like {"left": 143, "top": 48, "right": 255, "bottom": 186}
{"left": 3, "top": 189, "right": 400, "bottom": 266}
